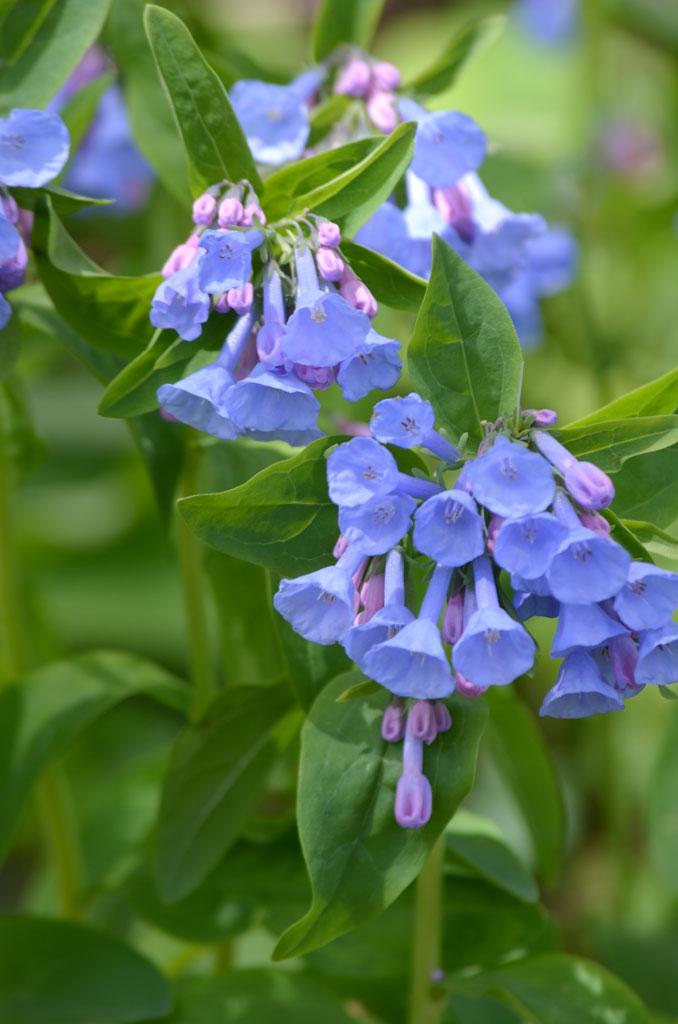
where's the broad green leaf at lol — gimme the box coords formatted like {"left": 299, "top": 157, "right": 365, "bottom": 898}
{"left": 0, "top": 650, "right": 187, "bottom": 861}
{"left": 144, "top": 4, "right": 261, "bottom": 197}
{"left": 445, "top": 810, "right": 539, "bottom": 903}
{"left": 32, "top": 198, "right": 161, "bottom": 358}
{"left": 622, "top": 519, "right": 678, "bottom": 561}
{"left": 648, "top": 705, "right": 678, "bottom": 891}
{"left": 169, "top": 969, "right": 359, "bottom": 1024}
{"left": 262, "top": 137, "right": 381, "bottom": 222}
{"left": 273, "top": 672, "right": 487, "bottom": 959}
{"left": 0, "top": 915, "right": 172, "bottom": 1023}
{"left": 405, "top": 15, "right": 505, "bottom": 98}
{"left": 307, "top": 93, "right": 351, "bottom": 147}
{"left": 98, "top": 329, "right": 184, "bottom": 418}
{"left": 155, "top": 682, "right": 296, "bottom": 900}
{"left": 312, "top": 0, "right": 385, "bottom": 60}
{"left": 408, "top": 235, "right": 523, "bottom": 443}
{"left": 0, "top": 0, "right": 61, "bottom": 65}
{"left": 608, "top": 447, "right": 678, "bottom": 534}
{"left": 289, "top": 121, "right": 417, "bottom": 237}
{"left": 340, "top": 239, "right": 426, "bottom": 313}
{"left": 555, "top": 416, "right": 678, "bottom": 473}
{"left": 567, "top": 366, "right": 678, "bottom": 426}
{"left": 107, "top": 0, "right": 190, "bottom": 204}
{"left": 448, "top": 953, "right": 652, "bottom": 1024}
{"left": 10, "top": 183, "right": 113, "bottom": 215}
{"left": 179, "top": 436, "right": 340, "bottom": 577}
{"left": 602, "top": 509, "right": 652, "bottom": 562}
{"left": 0, "top": 0, "right": 112, "bottom": 110}
{"left": 486, "top": 690, "right": 565, "bottom": 885}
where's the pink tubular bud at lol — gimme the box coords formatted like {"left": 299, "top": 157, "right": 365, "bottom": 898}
{"left": 316, "top": 245, "right": 345, "bottom": 282}
{"left": 334, "top": 58, "right": 372, "bottom": 98}
{"left": 294, "top": 363, "right": 335, "bottom": 390}
{"left": 432, "top": 185, "right": 474, "bottom": 241}
{"left": 192, "top": 193, "right": 217, "bottom": 225}
{"left": 160, "top": 407, "right": 180, "bottom": 423}
{"left": 442, "top": 590, "right": 465, "bottom": 645}
{"left": 317, "top": 221, "right": 341, "bottom": 248}
{"left": 226, "top": 282, "right": 254, "bottom": 315}
{"left": 340, "top": 266, "right": 378, "bottom": 317}
{"left": 579, "top": 510, "right": 611, "bottom": 537}
{"left": 367, "top": 90, "right": 397, "bottom": 134}
{"left": 565, "top": 461, "right": 615, "bottom": 510}
{"left": 333, "top": 417, "right": 371, "bottom": 437}
{"left": 240, "top": 202, "right": 266, "bottom": 227}
{"left": 16, "top": 208, "right": 34, "bottom": 246}
{"left": 382, "top": 703, "right": 406, "bottom": 743}
{"left": 395, "top": 771, "right": 432, "bottom": 829}
{"left": 487, "top": 514, "right": 505, "bottom": 555}
{"left": 218, "top": 197, "right": 244, "bottom": 227}
{"left": 528, "top": 408, "right": 559, "bottom": 426}
{"left": 233, "top": 331, "right": 258, "bottom": 381}
{"left": 609, "top": 635, "right": 639, "bottom": 691}
{"left": 333, "top": 534, "right": 350, "bottom": 559}
{"left": 1, "top": 195, "right": 19, "bottom": 224}
{"left": 407, "top": 700, "right": 437, "bottom": 745}
{"left": 359, "top": 574, "right": 385, "bottom": 620}
{"left": 214, "top": 293, "right": 230, "bottom": 313}
{"left": 433, "top": 700, "right": 452, "bottom": 733}
{"left": 372, "top": 61, "right": 401, "bottom": 91}
{"left": 161, "top": 243, "right": 197, "bottom": 279}
{"left": 455, "top": 672, "right": 488, "bottom": 698}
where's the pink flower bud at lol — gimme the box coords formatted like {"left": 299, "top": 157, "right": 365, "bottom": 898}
{"left": 442, "top": 591, "right": 465, "bottom": 645}
{"left": 530, "top": 408, "right": 559, "bottom": 426}
{"left": 372, "top": 61, "right": 401, "bottom": 91}
{"left": 432, "top": 700, "right": 452, "bottom": 733}
{"left": 564, "top": 461, "right": 615, "bottom": 510}
{"left": 340, "top": 266, "right": 378, "bottom": 317}
{"left": 367, "top": 90, "right": 397, "bottom": 134}
{"left": 432, "top": 185, "right": 474, "bottom": 241}
{"left": 395, "top": 771, "right": 432, "bottom": 828}
{"left": 334, "top": 59, "right": 371, "bottom": 98}
{"left": 240, "top": 202, "right": 266, "bottom": 227}
{"left": 316, "top": 245, "right": 345, "bottom": 282}
{"left": 609, "top": 635, "right": 639, "bottom": 691}
{"left": 487, "top": 514, "right": 505, "bottom": 555}
{"left": 226, "top": 282, "right": 254, "bottom": 315}
{"left": 294, "top": 364, "right": 335, "bottom": 390}
{"left": 579, "top": 510, "right": 611, "bottom": 537}
{"left": 192, "top": 193, "right": 217, "bottom": 225}
{"left": 333, "top": 534, "right": 350, "bottom": 559}
{"left": 382, "top": 703, "right": 406, "bottom": 743}
{"left": 218, "top": 197, "right": 244, "bottom": 227}
{"left": 317, "top": 221, "right": 341, "bottom": 248}
{"left": 1, "top": 195, "right": 19, "bottom": 224}
{"left": 214, "top": 293, "right": 230, "bottom": 313}
{"left": 359, "top": 573, "right": 385, "bottom": 620}
{"left": 233, "top": 331, "right": 258, "bottom": 381}
{"left": 16, "top": 208, "right": 34, "bottom": 247}
{"left": 455, "top": 672, "right": 488, "bottom": 698}
{"left": 161, "top": 243, "right": 197, "bottom": 279}
{"left": 407, "top": 700, "right": 437, "bottom": 745}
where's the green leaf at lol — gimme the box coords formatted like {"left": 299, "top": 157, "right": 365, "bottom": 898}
{"left": 57, "top": 69, "right": 115, "bottom": 156}
{"left": 32, "top": 198, "right": 161, "bottom": 359}
{"left": 144, "top": 4, "right": 261, "bottom": 197}
{"left": 335, "top": 677, "right": 382, "bottom": 702}
{"left": 405, "top": 15, "right": 505, "bottom": 98}
{"left": 408, "top": 235, "right": 523, "bottom": 443}
{"left": 273, "top": 672, "right": 486, "bottom": 959}
{"left": 340, "top": 239, "right": 426, "bottom": 313}
{"left": 607, "top": 447, "right": 678, "bottom": 534}
{"left": 289, "top": 121, "right": 417, "bottom": 237}
{"left": 0, "top": 0, "right": 112, "bottom": 110}
{"left": 658, "top": 685, "right": 678, "bottom": 700}
{"left": 0, "top": 310, "right": 21, "bottom": 382}
{"left": 128, "top": 410, "right": 185, "bottom": 529}
{"left": 0, "top": 915, "right": 172, "bottom": 1023}
{"left": 445, "top": 810, "right": 539, "bottom": 903}
{"left": 312, "top": 0, "right": 385, "bottom": 60}
{"left": 0, "top": 0, "right": 61, "bottom": 65}
{"left": 486, "top": 690, "right": 565, "bottom": 885}
{"left": 179, "top": 436, "right": 340, "bottom": 578}
{"left": 602, "top": 509, "right": 652, "bottom": 562}
{"left": 10, "top": 182, "right": 112, "bottom": 215}
{"left": 307, "top": 93, "right": 352, "bottom": 147}
{"left": 155, "top": 682, "right": 296, "bottom": 900}
{"left": 621, "top": 519, "right": 678, "bottom": 561}
{"left": 648, "top": 705, "right": 678, "bottom": 891}
{"left": 0, "top": 650, "right": 187, "bottom": 861}
{"left": 448, "top": 953, "right": 652, "bottom": 1024}
{"left": 262, "top": 137, "right": 381, "bottom": 222}
{"left": 567, "top": 366, "right": 678, "bottom": 425}
{"left": 555, "top": 416, "right": 678, "bottom": 473}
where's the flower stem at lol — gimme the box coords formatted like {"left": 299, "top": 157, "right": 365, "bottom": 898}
{"left": 178, "top": 438, "right": 215, "bottom": 721}
{"left": 409, "top": 836, "right": 446, "bottom": 1024}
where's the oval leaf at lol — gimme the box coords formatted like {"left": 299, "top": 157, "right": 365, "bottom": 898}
{"left": 340, "top": 239, "right": 426, "bottom": 313}
{"left": 556, "top": 416, "right": 678, "bottom": 473}
{"left": 405, "top": 15, "right": 504, "bottom": 98}
{"left": 312, "top": 0, "right": 386, "bottom": 61}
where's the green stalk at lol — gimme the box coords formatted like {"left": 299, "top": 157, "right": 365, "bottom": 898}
{"left": 409, "top": 836, "right": 447, "bottom": 1024}
{"left": 0, "top": 397, "right": 25, "bottom": 683}
{"left": 178, "top": 438, "right": 215, "bottom": 721}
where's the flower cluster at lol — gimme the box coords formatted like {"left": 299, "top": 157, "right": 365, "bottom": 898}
{"left": 153, "top": 190, "right": 401, "bottom": 444}
{"left": 273, "top": 393, "right": 678, "bottom": 828}
{"left": 0, "top": 108, "right": 70, "bottom": 329}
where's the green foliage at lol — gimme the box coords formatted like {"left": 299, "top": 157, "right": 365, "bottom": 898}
{"left": 445, "top": 810, "right": 539, "bottom": 903}
{"left": 312, "top": 0, "right": 386, "bottom": 60}
{"left": 340, "top": 239, "right": 427, "bottom": 312}
{"left": 648, "top": 705, "right": 678, "bottom": 891}
{"left": 405, "top": 15, "right": 505, "bottom": 98}
{"left": 556, "top": 416, "right": 678, "bottom": 472}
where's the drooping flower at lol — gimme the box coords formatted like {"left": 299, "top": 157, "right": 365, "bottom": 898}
{"left": 338, "top": 493, "right": 416, "bottom": 555}
{"left": 0, "top": 108, "right": 70, "bottom": 187}
{"left": 230, "top": 71, "right": 321, "bottom": 165}
{"left": 465, "top": 435, "right": 556, "bottom": 517}
{"left": 149, "top": 267, "right": 211, "bottom": 341}
{"left": 412, "top": 490, "right": 485, "bottom": 568}
{"left": 196, "top": 229, "right": 264, "bottom": 295}
{"left": 342, "top": 548, "right": 415, "bottom": 671}
{"left": 540, "top": 650, "right": 624, "bottom": 718}
{"left": 493, "top": 512, "right": 567, "bottom": 579}
{"left": 370, "top": 392, "right": 460, "bottom": 462}
{"left": 550, "top": 601, "right": 628, "bottom": 658}
{"left": 335, "top": 328, "right": 402, "bottom": 402}
{"left": 274, "top": 545, "right": 365, "bottom": 645}
{"left": 547, "top": 492, "right": 630, "bottom": 604}
{"left": 613, "top": 562, "right": 678, "bottom": 631}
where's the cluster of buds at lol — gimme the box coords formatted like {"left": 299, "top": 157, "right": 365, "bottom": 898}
{"left": 152, "top": 185, "right": 402, "bottom": 444}
{"left": 273, "top": 394, "right": 678, "bottom": 828}
{"left": 333, "top": 55, "right": 402, "bottom": 134}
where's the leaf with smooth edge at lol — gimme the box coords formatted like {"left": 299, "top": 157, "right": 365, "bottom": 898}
{"left": 445, "top": 810, "right": 538, "bottom": 903}
{"left": 0, "top": 0, "right": 112, "bottom": 110}
{"left": 289, "top": 122, "right": 417, "bottom": 236}
{"left": 273, "top": 672, "right": 487, "bottom": 959}
{"left": 556, "top": 416, "right": 678, "bottom": 472}
{"left": 144, "top": 4, "right": 261, "bottom": 196}
{"left": 486, "top": 690, "right": 565, "bottom": 885}
{"left": 622, "top": 519, "right": 678, "bottom": 561}
{"left": 340, "top": 239, "right": 426, "bottom": 313}
{"left": 0, "top": 650, "right": 187, "bottom": 862}
{"left": 10, "top": 183, "right": 112, "bottom": 214}
{"left": 567, "top": 367, "right": 678, "bottom": 426}
{"left": 448, "top": 953, "right": 652, "bottom": 1024}
{"left": 155, "top": 682, "right": 296, "bottom": 900}
{"left": 312, "top": 0, "right": 386, "bottom": 60}
{"left": 0, "top": 915, "right": 172, "bottom": 1024}
{"left": 648, "top": 705, "right": 678, "bottom": 891}
{"left": 405, "top": 15, "right": 504, "bottom": 97}
{"left": 307, "top": 93, "right": 351, "bottom": 147}
{"left": 0, "top": 0, "right": 61, "bottom": 65}
{"left": 609, "top": 447, "right": 678, "bottom": 534}
{"left": 602, "top": 509, "right": 652, "bottom": 562}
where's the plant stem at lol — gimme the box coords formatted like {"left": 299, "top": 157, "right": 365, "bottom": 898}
{"left": 0, "top": 396, "right": 25, "bottom": 683}
{"left": 178, "top": 438, "right": 215, "bottom": 721}
{"left": 409, "top": 836, "right": 446, "bottom": 1024}
{"left": 36, "top": 767, "right": 83, "bottom": 919}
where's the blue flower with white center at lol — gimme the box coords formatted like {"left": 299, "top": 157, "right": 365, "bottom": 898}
{"left": 364, "top": 564, "right": 455, "bottom": 699}
{"left": 0, "top": 108, "right": 70, "bottom": 187}
{"left": 453, "top": 556, "right": 536, "bottom": 686}
{"left": 196, "top": 229, "right": 264, "bottom": 295}
{"left": 370, "top": 391, "right": 460, "bottom": 462}
{"left": 465, "top": 435, "right": 556, "bottom": 517}
{"left": 635, "top": 622, "right": 678, "bottom": 686}
{"left": 494, "top": 512, "right": 567, "bottom": 579}
{"left": 150, "top": 267, "right": 211, "bottom": 341}
{"left": 547, "top": 492, "right": 631, "bottom": 604}
{"left": 230, "top": 75, "right": 316, "bottom": 165}
{"left": 342, "top": 549, "right": 414, "bottom": 670}
{"left": 327, "top": 436, "right": 399, "bottom": 507}
{"left": 539, "top": 650, "right": 624, "bottom": 719}
{"left": 274, "top": 546, "right": 364, "bottom": 645}
{"left": 550, "top": 602, "right": 628, "bottom": 658}
{"left": 335, "top": 328, "right": 402, "bottom": 402}
{"left": 398, "top": 99, "right": 487, "bottom": 189}
{"left": 613, "top": 562, "right": 678, "bottom": 631}
{"left": 338, "top": 493, "right": 416, "bottom": 556}
{"left": 413, "top": 490, "right": 485, "bottom": 568}
{"left": 282, "top": 290, "right": 371, "bottom": 367}
{"left": 224, "top": 363, "right": 321, "bottom": 436}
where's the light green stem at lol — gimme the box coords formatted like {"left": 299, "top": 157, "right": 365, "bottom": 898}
{"left": 409, "top": 836, "right": 446, "bottom": 1024}
{"left": 178, "top": 439, "right": 215, "bottom": 721}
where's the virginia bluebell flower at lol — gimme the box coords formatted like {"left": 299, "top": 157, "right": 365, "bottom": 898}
{"left": 0, "top": 293, "right": 10, "bottom": 329}
{"left": 394, "top": 726, "right": 432, "bottom": 829}
{"left": 532, "top": 429, "right": 614, "bottom": 509}
{"left": 613, "top": 562, "right": 678, "bottom": 631}
{"left": 0, "top": 108, "right": 70, "bottom": 187}
{"left": 547, "top": 492, "right": 630, "bottom": 603}
{"left": 465, "top": 436, "right": 556, "bottom": 517}
{"left": 223, "top": 363, "right": 322, "bottom": 442}
{"left": 196, "top": 229, "right": 264, "bottom": 295}
{"left": 327, "top": 436, "right": 441, "bottom": 507}
{"left": 493, "top": 512, "right": 566, "bottom": 579}
{"left": 370, "top": 392, "right": 460, "bottom": 462}
{"left": 550, "top": 601, "right": 628, "bottom": 658}
{"left": 635, "top": 623, "right": 678, "bottom": 686}
{"left": 540, "top": 650, "right": 624, "bottom": 718}
{"left": 413, "top": 490, "right": 485, "bottom": 568}
{"left": 0, "top": 214, "right": 26, "bottom": 293}
{"left": 335, "top": 328, "right": 402, "bottom": 401}
{"left": 274, "top": 545, "right": 365, "bottom": 645}
{"left": 150, "top": 267, "right": 211, "bottom": 341}
{"left": 397, "top": 98, "right": 487, "bottom": 189}
{"left": 230, "top": 70, "right": 322, "bottom": 165}
{"left": 338, "top": 493, "right": 416, "bottom": 555}
{"left": 515, "top": 0, "right": 579, "bottom": 45}
{"left": 342, "top": 548, "right": 415, "bottom": 671}
{"left": 381, "top": 701, "right": 406, "bottom": 742}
